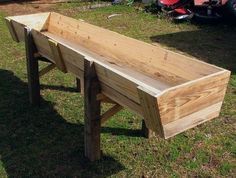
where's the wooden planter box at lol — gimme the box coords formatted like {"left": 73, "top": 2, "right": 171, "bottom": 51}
{"left": 6, "top": 12, "right": 230, "bottom": 139}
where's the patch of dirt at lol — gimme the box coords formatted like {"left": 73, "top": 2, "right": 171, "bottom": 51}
{"left": 0, "top": 0, "right": 56, "bottom": 16}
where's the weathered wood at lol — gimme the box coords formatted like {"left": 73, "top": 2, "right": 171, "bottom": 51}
{"left": 39, "top": 63, "right": 56, "bottom": 78}
{"left": 24, "top": 27, "right": 40, "bottom": 106}
{"left": 84, "top": 60, "right": 101, "bottom": 161}
{"left": 101, "top": 104, "right": 123, "bottom": 124}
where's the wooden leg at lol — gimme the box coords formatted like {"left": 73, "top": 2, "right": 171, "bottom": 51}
{"left": 142, "top": 120, "right": 156, "bottom": 138}
{"left": 84, "top": 60, "right": 101, "bottom": 161}
{"left": 24, "top": 27, "right": 40, "bottom": 106}
{"left": 76, "top": 78, "right": 81, "bottom": 93}
{"left": 76, "top": 77, "right": 84, "bottom": 94}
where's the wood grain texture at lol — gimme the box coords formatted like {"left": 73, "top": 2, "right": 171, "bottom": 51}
{"left": 6, "top": 13, "right": 50, "bottom": 42}
{"left": 158, "top": 70, "right": 230, "bottom": 125}
{"left": 101, "top": 83, "right": 143, "bottom": 116}
{"left": 84, "top": 60, "right": 101, "bottom": 161}
{"left": 6, "top": 12, "right": 231, "bottom": 139}
{"left": 48, "top": 39, "right": 67, "bottom": 73}
{"left": 138, "top": 86, "right": 164, "bottom": 136}
{"left": 163, "top": 102, "right": 223, "bottom": 138}
{"left": 47, "top": 12, "right": 221, "bottom": 84}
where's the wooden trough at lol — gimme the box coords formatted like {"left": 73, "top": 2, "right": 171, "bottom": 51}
{"left": 6, "top": 12, "right": 230, "bottom": 160}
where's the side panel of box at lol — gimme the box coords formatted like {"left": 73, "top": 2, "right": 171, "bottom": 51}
{"left": 158, "top": 70, "right": 230, "bottom": 138}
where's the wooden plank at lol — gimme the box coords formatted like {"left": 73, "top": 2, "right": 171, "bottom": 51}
{"left": 101, "top": 104, "right": 123, "bottom": 124}
{"left": 101, "top": 83, "right": 143, "bottom": 116}
{"left": 44, "top": 32, "right": 85, "bottom": 71}
{"left": 31, "top": 30, "right": 54, "bottom": 61}
{"left": 138, "top": 86, "right": 164, "bottom": 136}
{"left": 84, "top": 60, "right": 101, "bottom": 161}
{"left": 5, "top": 18, "right": 19, "bottom": 42}
{"left": 41, "top": 30, "right": 163, "bottom": 104}
{"left": 39, "top": 63, "right": 56, "bottom": 77}
{"left": 7, "top": 13, "right": 50, "bottom": 42}
{"left": 48, "top": 12, "right": 222, "bottom": 83}
{"left": 48, "top": 39, "right": 67, "bottom": 73}
{"left": 60, "top": 59, "right": 83, "bottom": 79}
{"left": 24, "top": 27, "right": 40, "bottom": 106}
{"left": 7, "top": 12, "right": 231, "bottom": 141}
{"left": 158, "top": 70, "right": 231, "bottom": 125}
{"left": 163, "top": 102, "right": 222, "bottom": 139}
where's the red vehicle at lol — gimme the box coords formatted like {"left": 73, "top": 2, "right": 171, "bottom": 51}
{"left": 158, "top": 0, "right": 236, "bottom": 21}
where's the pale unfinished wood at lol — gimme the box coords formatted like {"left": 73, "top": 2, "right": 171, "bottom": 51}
{"left": 138, "top": 86, "right": 164, "bottom": 136}
{"left": 101, "top": 104, "right": 123, "bottom": 124}
{"left": 48, "top": 39, "right": 67, "bottom": 73}
{"left": 158, "top": 70, "right": 230, "bottom": 125}
{"left": 47, "top": 12, "right": 221, "bottom": 83}
{"left": 9, "top": 12, "right": 50, "bottom": 42}
{"left": 163, "top": 102, "right": 223, "bottom": 138}
{"left": 6, "top": 12, "right": 231, "bottom": 139}
{"left": 101, "top": 83, "right": 143, "bottom": 116}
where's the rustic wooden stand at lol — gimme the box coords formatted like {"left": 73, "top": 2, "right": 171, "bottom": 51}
{"left": 24, "top": 27, "right": 153, "bottom": 161}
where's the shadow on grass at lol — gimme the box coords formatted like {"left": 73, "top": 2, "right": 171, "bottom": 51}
{"left": 150, "top": 27, "right": 236, "bottom": 75}
{"left": 41, "top": 84, "right": 78, "bottom": 93}
{"left": 0, "top": 69, "right": 124, "bottom": 177}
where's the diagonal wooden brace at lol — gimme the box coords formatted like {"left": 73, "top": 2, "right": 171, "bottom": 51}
{"left": 39, "top": 63, "right": 56, "bottom": 78}
{"left": 101, "top": 104, "right": 123, "bottom": 125}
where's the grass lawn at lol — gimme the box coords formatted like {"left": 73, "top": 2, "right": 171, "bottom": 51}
{"left": 0, "top": 3, "right": 235, "bottom": 177}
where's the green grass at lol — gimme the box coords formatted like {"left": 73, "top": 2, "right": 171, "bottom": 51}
{"left": 0, "top": 4, "right": 236, "bottom": 177}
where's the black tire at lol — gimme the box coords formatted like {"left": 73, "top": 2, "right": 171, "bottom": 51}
{"left": 224, "top": 0, "right": 236, "bottom": 20}
{"left": 193, "top": 8, "right": 222, "bottom": 24}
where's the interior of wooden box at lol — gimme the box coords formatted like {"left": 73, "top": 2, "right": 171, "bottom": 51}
{"left": 12, "top": 12, "right": 222, "bottom": 91}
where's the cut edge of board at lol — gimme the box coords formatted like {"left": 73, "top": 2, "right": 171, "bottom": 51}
{"left": 156, "top": 69, "right": 231, "bottom": 97}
